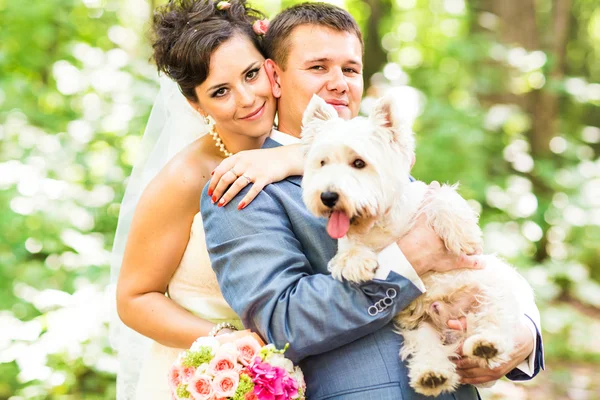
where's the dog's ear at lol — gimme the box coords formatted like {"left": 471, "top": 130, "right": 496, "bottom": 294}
{"left": 301, "top": 95, "right": 338, "bottom": 145}
{"left": 370, "top": 94, "right": 400, "bottom": 129}
{"left": 302, "top": 95, "right": 338, "bottom": 127}
{"left": 370, "top": 93, "right": 415, "bottom": 152}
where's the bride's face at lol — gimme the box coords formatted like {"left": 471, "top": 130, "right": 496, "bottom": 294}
{"left": 193, "top": 35, "right": 276, "bottom": 141}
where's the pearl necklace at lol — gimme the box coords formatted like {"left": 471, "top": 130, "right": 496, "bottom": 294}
{"left": 210, "top": 125, "right": 233, "bottom": 158}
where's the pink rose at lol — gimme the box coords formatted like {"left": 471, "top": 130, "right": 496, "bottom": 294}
{"left": 235, "top": 336, "right": 262, "bottom": 366}
{"left": 181, "top": 366, "right": 196, "bottom": 383}
{"left": 245, "top": 392, "right": 258, "bottom": 400}
{"left": 253, "top": 19, "right": 269, "bottom": 36}
{"left": 187, "top": 374, "right": 214, "bottom": 400}
{"left": 168, "top": 366, "right": 182, "bottom": 390}
{"left": 216, "top": 1, "right": 231, "bottom": 10}
{"left": 212, "top": 371, "right": 240, "bottom": 398}
{"left": 208, "top": 350, "right": 238, "bottom": 375}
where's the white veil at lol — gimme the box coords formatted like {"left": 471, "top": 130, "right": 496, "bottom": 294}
{"left": 107, "top": 75, "right": 210, "bottom": 400}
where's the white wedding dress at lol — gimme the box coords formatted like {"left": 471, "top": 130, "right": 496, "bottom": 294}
{"left": 133, "top": 212, "right": 243, "bottom": 399}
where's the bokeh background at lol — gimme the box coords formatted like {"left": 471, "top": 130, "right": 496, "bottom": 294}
{"left": 1, "top": 0, "right": 599, "bottom": 398}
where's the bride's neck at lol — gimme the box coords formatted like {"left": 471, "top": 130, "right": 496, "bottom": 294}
{"left": 216, "top": 127, "right": 271, "bottom": 155}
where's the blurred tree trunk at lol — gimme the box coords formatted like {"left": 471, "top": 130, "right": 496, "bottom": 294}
{"left": 475, "top": 0, "right": 572, "bottom": 157}
{"left": 362, "top": 0, "right": 392, "bottom": 87}
{"left": 532, "top": 0, "right": 571, "bottom": 156}
{"left": 474, "top": 0, "right": 573, "bottom": 262}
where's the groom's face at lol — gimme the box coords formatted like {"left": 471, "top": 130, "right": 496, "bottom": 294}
{"left": 271, "top": 25, "right": 363, "bottom": 133}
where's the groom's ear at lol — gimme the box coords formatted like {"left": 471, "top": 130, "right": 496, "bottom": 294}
{"left": 264, "top": 59, "right": 282, "bottom": 99}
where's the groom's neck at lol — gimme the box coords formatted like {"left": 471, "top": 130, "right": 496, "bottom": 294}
{"left": 276, "top": 110, "right": 302, "bottom": 138}
{"left": 277, "top": 122, "right": 301, "bottom": 138}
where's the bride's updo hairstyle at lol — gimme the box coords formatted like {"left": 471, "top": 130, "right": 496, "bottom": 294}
{"left": 152, "top": 0, "right": 265, "bottom": 102}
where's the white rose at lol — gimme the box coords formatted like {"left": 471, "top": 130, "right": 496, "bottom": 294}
{"left": 194, "top": 363, "right": 210, "bottom": 376}
{"left": 218, "top": 342, "right": 239, "bottom": 357}
{"left": 190, "top": 336, "right": 220, "bottom": 353}
{"left": 268, "top": 353, "right": 294, "bottom": 373}
{"left": 291, "top": 366, "right": 305, "bottom": 387}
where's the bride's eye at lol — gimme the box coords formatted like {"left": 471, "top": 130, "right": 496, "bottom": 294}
{"left": 245, "top": 68, "right": 260, "bottom": 81}
{"left": 213, "top": 88, "right": 228, "bottom": 98}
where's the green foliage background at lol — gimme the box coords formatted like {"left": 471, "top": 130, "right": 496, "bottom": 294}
{"left": 1, "top": 0, "right": 598, "bottom": 398}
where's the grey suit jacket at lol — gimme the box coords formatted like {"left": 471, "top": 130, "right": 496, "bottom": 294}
{"left": 201, "top": 138, "right": 481, "bottom": 399}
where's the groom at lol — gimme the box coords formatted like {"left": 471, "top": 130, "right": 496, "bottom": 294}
{"left": 202, "top": 3, "right": 543, "bottom": 399}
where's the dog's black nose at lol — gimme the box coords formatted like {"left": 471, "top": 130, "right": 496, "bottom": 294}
{"left": 320, "top": 191, "right": 339, "bottom": 208}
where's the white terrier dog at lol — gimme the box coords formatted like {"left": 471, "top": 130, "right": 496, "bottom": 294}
{"left": 301, "top": 94, "right": 534, "bottom": 397}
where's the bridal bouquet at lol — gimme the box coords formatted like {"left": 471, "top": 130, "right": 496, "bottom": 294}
{"left": 169, "top": 331, "right": 306, "bottom": 400}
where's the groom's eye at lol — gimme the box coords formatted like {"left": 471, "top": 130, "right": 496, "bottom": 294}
{"left": 352, "top": 159, "right": 366, "bottom": 169}
{"left": 310, "top": 65, "right": 325, "bottom": 71}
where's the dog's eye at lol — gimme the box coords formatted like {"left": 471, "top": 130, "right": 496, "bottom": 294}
{"left": 352, "top": 159, "right": 366, "bottom": 169}
{"left": 320, "top": 160, "right": 326, "bottom": 167}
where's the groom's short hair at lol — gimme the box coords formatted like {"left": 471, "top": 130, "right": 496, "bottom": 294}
{"left": 264, "top": 2, "right": 363, "bottom": 70}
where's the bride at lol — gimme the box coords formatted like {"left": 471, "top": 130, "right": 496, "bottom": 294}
{"left": 110, "top": 0, "right": 304, "bottom": 398}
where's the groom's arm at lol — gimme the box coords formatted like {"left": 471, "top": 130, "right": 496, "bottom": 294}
{"left": 506, "top": 297, "right": 544, "bottom": 380}
{"left": 201, "top": 185, "right": 422, "bottom": 363}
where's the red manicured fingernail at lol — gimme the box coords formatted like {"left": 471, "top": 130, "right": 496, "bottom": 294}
{"left": 212, "top": 196, "right": 217, "bottom": 203}
{"left": 211, "top": 170, "right": 214, "bottom": 176}
{"left": 208, "top": 189, "right": 213, "bottom": 197}
{"left": 237, "top": 202, "right": 246, "bottom": 210}
{"left": 218, "top": 198, "right": 225, "bottom": 206}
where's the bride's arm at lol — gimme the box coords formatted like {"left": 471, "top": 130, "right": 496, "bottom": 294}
{"left": 207, "top": 144, "right": 304, "bottom": 209}
{"left": 116, "top": 155, "right": 230, "bottom": 349}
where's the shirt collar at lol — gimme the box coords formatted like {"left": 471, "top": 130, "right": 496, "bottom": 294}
{"left": 269, "top": 129, "right": 301, "bottom": 146}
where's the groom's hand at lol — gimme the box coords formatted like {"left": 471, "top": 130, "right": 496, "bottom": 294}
{"left": 396, "top": 213, "right": 483, "bottom": 277}
{"left": 396, "top": 181, "right": 484, "bottom": 277}
{"left": 448, "top": 318, "right": 534, "bottom": 385}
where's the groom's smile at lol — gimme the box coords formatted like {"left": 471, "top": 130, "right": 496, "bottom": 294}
{"left": 324, "top": 98, "right": 350, "bottom": 114}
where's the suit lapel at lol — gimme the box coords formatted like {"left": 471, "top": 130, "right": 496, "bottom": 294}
{"left": 262, "top": 137, "right": 281, "bottom": 150}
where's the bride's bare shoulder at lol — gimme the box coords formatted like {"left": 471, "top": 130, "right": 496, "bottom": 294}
{"left": 147, "top": 135, "right": 219, "bottom": 201}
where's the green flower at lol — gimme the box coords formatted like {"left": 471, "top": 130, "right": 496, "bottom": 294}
{"left": 232, "top": 374, "right": 255, "bottom": 400}
{"left": 181, "top": 347, "right": 213, "bottom": 368}
{"left": 176, "top": 384, "right": 191, "bottom": 398}
{"left": 259, "top": 343, "right": 290, "bottom": 361}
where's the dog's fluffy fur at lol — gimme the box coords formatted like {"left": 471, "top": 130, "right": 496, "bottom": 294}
{"left": 301, "top": 94, "right": 534, "bottom": 397}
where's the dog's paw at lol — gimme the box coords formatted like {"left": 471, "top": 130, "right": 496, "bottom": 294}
{"left": 463, "top": 334, "right": 511, "bottom": 369}
{"left": 411, "top": 369, "right": 459, "bottom": 397}
{"left": 423, "top": 186, "right": 483, "bottom": 256}
{"left": 340, "top": 247, "right": 378, "bottom": 283}
{"left": 328, "top": 247, "right": 378, "bottom": 283}
{"left": 327, "top": 254, "right": 346, "bottom": 282}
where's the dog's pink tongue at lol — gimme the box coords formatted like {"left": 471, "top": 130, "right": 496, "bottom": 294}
{"left": 327, "top": 211, "right": 350, "bottom": 239}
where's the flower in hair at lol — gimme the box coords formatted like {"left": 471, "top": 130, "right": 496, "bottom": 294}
{"left": 216, "top": 1, "right": 231, "bottom": 10}
{"left": 253, "top": 19, "right": 269, "bottom": 36}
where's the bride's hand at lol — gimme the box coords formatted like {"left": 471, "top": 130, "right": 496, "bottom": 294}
{"left": 215, "top": 329, "right": 266, "bottom": 347}
{"left": 207, "top": 145, "right": 304, "bottom": 210}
